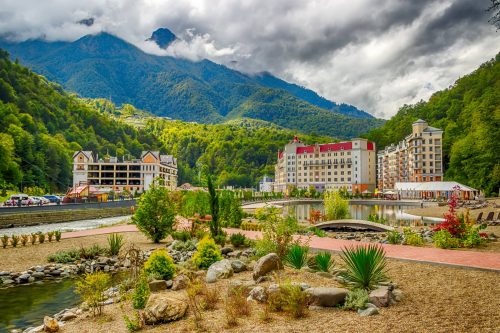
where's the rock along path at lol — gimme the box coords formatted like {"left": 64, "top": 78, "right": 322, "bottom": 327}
{"left": 61, "top": 224, "right": 500, "bottom": 272}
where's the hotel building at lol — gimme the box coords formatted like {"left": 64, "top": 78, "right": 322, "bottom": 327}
{"left": 72, "top": 150, "right": 178, "bottom": 193}
{"left": 273, "top": 136, "right": 376, "bottom": 193}
{"left": 377, "top": 119, "right": 443, "bottom": 191}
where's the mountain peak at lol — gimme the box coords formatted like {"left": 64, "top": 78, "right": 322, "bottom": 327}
{"left": 147, "top": 28, "right": 176, "bottom": 49}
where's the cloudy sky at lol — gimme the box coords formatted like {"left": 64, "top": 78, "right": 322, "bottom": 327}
{"left": 0, "top": 0, "right": 498, "bottom": 118}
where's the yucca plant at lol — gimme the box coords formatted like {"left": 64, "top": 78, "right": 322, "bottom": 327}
{"left": 47, "top": 231, "right": 55, "bottom": 242}
{"left": 54, "top": 230, "right": 62, "bottom": 242}
{"left": 38, "top": 233, "right": 46, "bottom": 244}
{"left": 1, "top": 234, "right": 9, "bottom": 248}
{"left": 107, "top": 233, "right": 124, "bottom": 256}
{"left": 284, "top": 244, "right": 309, "bottom": 269}
{"left": 339, "top": 244, "right": 388, "bottom": 290}
{"left": 21, "top": 234, "right": 29, "bottom": 246}
{"left": 11, "top": 235, "right": 20, "bottom": 247}
{"left": 30, "top": 233, "right": 38, "bottom": 245}
{"left": 310, "top": 251, "right": 335, "bottom": 272}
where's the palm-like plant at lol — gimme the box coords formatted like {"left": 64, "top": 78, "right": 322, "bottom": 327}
{"left": 339, "top": 244, "right": 388, "bottom": 290}
{"left": 284, "top": 244, "right": 309, "bottom": 269}
{"left": 310, "top": 251, "right": 335, "bottom": 272}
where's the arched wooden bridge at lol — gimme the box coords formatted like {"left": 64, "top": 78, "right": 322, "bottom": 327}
{"left": 315, "top": 219, "right": 394, "bottom": 232}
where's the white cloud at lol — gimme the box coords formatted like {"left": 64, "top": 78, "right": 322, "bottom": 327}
{"left": 0, "top": 0, "right": 498, "bottom": 118}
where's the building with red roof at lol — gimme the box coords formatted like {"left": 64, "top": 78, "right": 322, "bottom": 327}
{"left": 274, "top": 136, "right": 376, "bottom": 193}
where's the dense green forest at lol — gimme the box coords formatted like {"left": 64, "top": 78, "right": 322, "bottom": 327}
{"left": 146, "top": 118, "right": 334, "bottom": 187}
{"left": 0, "top": 50, "right": 161, "bottom": 192}
{"left": 0, "top": 32, "right": 383, "bottom": 138}
{"left": 366, "top": 53, "right": 500, "bottom": 195}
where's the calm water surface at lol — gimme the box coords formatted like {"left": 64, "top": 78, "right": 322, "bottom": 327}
{"left": 286, "top": 202, "right": 443, "bottom": 227}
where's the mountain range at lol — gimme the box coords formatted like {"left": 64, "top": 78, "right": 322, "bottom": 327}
{"left": 0, "top": 29, "right": 383, "bottom": 138}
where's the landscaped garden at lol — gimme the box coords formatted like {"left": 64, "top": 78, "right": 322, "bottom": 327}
{"left": 1, "top": 182, "right": 499, "bottom": 332}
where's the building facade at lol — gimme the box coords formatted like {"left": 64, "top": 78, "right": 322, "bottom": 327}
{"left": 273, "top": 136, "right": 376, "bottom": 193}
{"left": 72, "top": 150, "right": 177, "bottom": 193}
{"left": 377, "top": 119, "right": 443, "bottom": 191}
{"left": 259, "top": 175, "right": 274, "bottom": 193}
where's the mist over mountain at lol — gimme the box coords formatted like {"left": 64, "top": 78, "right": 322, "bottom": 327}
{"left": 0, "top": 30, "right": 382, "bottom": 139}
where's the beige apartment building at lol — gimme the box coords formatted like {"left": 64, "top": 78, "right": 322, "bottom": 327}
{"left": 72, "top": 150, "right": 177, "bottom": 193}
{"left": 377, "top": 119, "right": 443, "bottom": 191}
{"left": 274, "top": 136, "right": 377, "bottom": 194}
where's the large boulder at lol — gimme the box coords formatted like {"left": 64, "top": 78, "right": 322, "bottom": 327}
{"left": 369, "top": 286, "right": 392, "bottom": 308}
{"left": 305, "top": 287, "right": 348, "bottom": 307}
{"left": 143, "top": 294, "right": 187, "bottom": 324}
{"left": 252, "top": 253, "right": 279, "bottom": 281}
{"left": 230, "top": 260, "right": 247, "bottom": 273}
{"left": 43, "top": 316, "right": 59, "bottom": 332}
{"left": 206, "top": 259, "right": 233, "bottom": 283}
{"left": 149, "top": 280, "right": 168, "bottom": 292}
{"left": 247, "top": 286, "right": 267, "bottom": 303}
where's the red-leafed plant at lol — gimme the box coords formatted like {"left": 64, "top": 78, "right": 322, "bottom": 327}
{"left": 308, "top": 209, "right": 322, "bottom": 224}
{"left": 433, "top": 186, "right": 465, "bottom": 236}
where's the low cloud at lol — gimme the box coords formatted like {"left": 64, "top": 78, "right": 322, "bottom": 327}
{"left": 0, "top": 0, "right": 498, "bottom": 118}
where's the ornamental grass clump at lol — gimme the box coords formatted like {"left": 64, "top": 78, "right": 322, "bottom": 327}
{"left": 47, "top": 231, "right": 55, "bottom": 242}
{"left": 339, "top": 244, "right": 388, "bottom": 290}
{"left": 54, "top": 230, "right": 62, "bottom": 242}
{"left": 30, "top": 233, "right": 37, "bottom": 245}
{"left": 309, "top": 251, "right": 335, "bottom": 272}
{"left": 192, "top": 236, "right": 222, "bottom": 269}
{"left": 2, "top": 234, "right": 9, "bottom": 248}
{"left": 75, "top": 271, "right": 111, "bottom": 316}
{"left": 267, "top": 281, "right": 309, "bottom": 318}
{"left": 403, "top": 228, "right": 424, "bottom": 246}
{"left": 386, "top": 230, "right": 402, "bottom": 244}
{"left": 284, "top": 244, "right": 309, "bottom": 269}
{"left": 171, "top": 230, "right": 191, "bottom": 242}
{"left": 107, "top": 233, "right": 124, "bottom": 256}
{"left": 20, "top": 234, "right": 29, "bottom": 246}
{"left": 10, "top": 235, "right": 19, "bottom": 247}
{"left": 144, "top": 249, "right": 176, "bottom": 280}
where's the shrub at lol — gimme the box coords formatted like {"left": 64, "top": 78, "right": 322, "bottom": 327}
{"left": 171, "top": 239, "right": 196, "bottom": 252}
{"left": 386, "top": 230, "right": 402, "bottom": 244}
{"left": 241, "top": 221, "right": 264, "bottom": 231}
{"left": 268, "top": 281, "right": 309, "bottom": 318}
{"left": 200, "top": 285, "right": 220, "bottom": 310}
{"left": 54, "top": 231, "right": 62, "bottom": 242}
{"left": 433, "top": 230, "right": 460, "bottom": 249}
{"left": 367, "top": 214, "right": 387, "bottom": 224}
{"left": 284, "top": 244, "right": 309, "bottom": 269}
{"left": 324, "top": 190, "right": 350, "bottom": 220}
{"left": 80, "top": 244, "right": 107, "bottom": 259}
{"left": 38, "top": 233, "right": 45, "bottom": 244}
{"left": 20, "top": 234, "right": 29, "bottom": 246}
{"left": 462, "top": 227, "right": 483, "bottom": 248}
{"left": 132, "top": 184, "right": 175, "bottom": 243}
{"left": 192, "top": 236, "right": 222, "bottom": 269}
{"left": 213, "top": 233, "right": 227, "bottom": 246}
{"left": 10, "top": 235, "right": 19, "bottom": 247}
{"left": 132, "top": 273, "right": 150, "bottom": 309}
{"left": 226, "top": 285, "right": 251, "bottom": 316}
{"left": 144, "top": 249, "right": 176, "bottom": 280}
{"left": 30, "top": 233, "right": 37, "bottom": 245}
{"left": 339, "top": 244, "right": 388, "bottom": 290}
{"left": 123, "top": 311, "right": 144, "bottom": 332}
{"left": 343, "top": 288, "right": 369, "bottom": 310}
{"left": 229, "top": 233, "right": 247, "bottom": 247}
{"left": 310, "top": 252, "right": 335, "bottom": 272}
{"left": 255, "top": 238, "right": 277, "bottom": 257}
{"left": 47, "top": 231, "right": 54, "bottom": 242}
{"left": 108, "top": 233, "right": 124, "bottom": 256}
{"left": 403, "top": 228, "right": 424, "bottom": 246}
{"left": 308, "top": 227, "right": 326, "bottom": 237}
{"left": 75, "top": 271, "right": 111, "bottom": 316}
{"left": 47, "top": 249, "right": 80, "bottom": 263}
{"left": 171, "top": 231, "right": 191, "bottom": 242}
{"left": 186, "top": 277, "right": 204, "bottom": 327}
{"left": 1, "top": 235, "right": 8, "bottom": 248}
{"left": 257, "top": 211, "right": 299, "bottom": 263}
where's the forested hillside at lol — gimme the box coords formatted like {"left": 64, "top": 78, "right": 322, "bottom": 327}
{"left": 146, "top": 118, "right": 334, "bottom": 187}
{"left": 0, "top": 32, "right": 383, "bottom": 138}
{"left": 0, "top": 50, "right": 161, "bottom": 192}
{"left": 366, "top": 53, "right": 500, "bottom": 195}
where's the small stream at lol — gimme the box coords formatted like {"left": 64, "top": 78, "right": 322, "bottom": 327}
{"left": 2, "top": 215, "right": 132, "bottom": 236}
{"left": 0, "top": 279, "right": 80, "bottom": 331}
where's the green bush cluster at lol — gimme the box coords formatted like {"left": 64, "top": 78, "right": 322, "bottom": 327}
{"left": 171, "top": 240, "right": 197, "bottom": 252}
{"left": 144, "top": 249, "right": 176, "bottom": 280}
{"left": 171, "top": 231, "right": 192, "bottom": 242}
{"left": 229, "top": 233, "right": 247, "bottom": 247}
{"left": 192, "top": 236, "right": 222, "bottom": 269}
{"left": 308, "top": 251, "right": 335, "bottom": 272}
{"left": 47, "top": 249, "right": 81, "bottom": 263}
{"left": 267, "top": 281, "right": 310, "bottom": 318}
{"left": 240, "top": 221, "right": 264, "bottom": 231}
{"left": 432, "top": 230, "right": 461, "bottom": 249}
{"left": 339, "top": 244, "right": 388, "bottom": 290}
{"left": 343, "top": 288, "right": 369, "bottom": 310}
{"left": 284, "top": 244, "right": 309, "bottom": 269}
{"left": 403, "top": 228, "right": 424, "bottom": 246}
{"left": 386, "top": 230, "right": 402, "bottom": 244}
{"left": 75, "top": 271, "right": 110, "bottom": 316}
{"left": 132, "top": 273, "right": 150, "bottom": 310}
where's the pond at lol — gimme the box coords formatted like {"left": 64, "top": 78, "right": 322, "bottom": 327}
{"left": 0, "top": 279, "right": 80, "bottom": 331}
{"left": 285, "top": 202, "right": 443, "bottom": 227}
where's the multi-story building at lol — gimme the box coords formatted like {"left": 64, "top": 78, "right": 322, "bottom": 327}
{"left": 273, "top": 136, "right": 376, "bottom": 193}
{"left": 72, "top": 150, "right": 178, "bottom": 193}
{"left": 377, "top": 119, "right": 443, "bottom": 191}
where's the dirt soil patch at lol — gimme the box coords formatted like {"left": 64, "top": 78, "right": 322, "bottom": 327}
{"left": 60, "top": 258, "right": 500, "bottom": 333}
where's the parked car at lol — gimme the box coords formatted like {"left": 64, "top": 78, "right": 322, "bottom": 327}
{"left": 6, "top": 194, "right": 32, "bottom": 206}
{"left": 33, "top": 196, "right": 50, "bottom": 205}
{"left": 43, "top": 195, "right": 60, "bottom": 203}
{"left": 29, "top": 196, "right": 42, "bottom": 205}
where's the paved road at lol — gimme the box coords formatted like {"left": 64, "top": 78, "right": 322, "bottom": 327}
{"left": 61, "top": 224, "right": 500, "bottom": 272}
